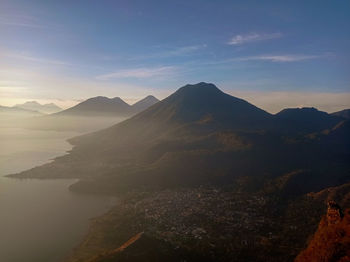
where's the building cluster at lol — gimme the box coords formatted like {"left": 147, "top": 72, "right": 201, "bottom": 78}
{"left": 126, "top": 187, "right": 274, "bottom": 250}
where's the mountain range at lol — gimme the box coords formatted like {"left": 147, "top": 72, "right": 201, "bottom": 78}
{"left": 14, "top": 101, "right": 62, "bottom": 114}
{"left": 53, "top": 95, "right": 159, "bottom": 117}
{"left": 13, "top": 95, "right": 159, "bottom": 132}
{"left": 15, "top": 83, "right": 347, "bottom": 190}
{"left": 9, "top": 83, "right": 350, "bottom": 261}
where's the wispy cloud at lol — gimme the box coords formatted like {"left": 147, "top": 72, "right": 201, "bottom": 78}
{"left": 130, "top": 44, "right": 207, "bottom": 60}
{"left": 0, "top": 15, "right": 45, "bottom": 28}
{"left": 228, "top": 33, "right": 282, "bottom": 45}
{"left": 237, "top": 54, "right": 322, "bottom": 62}
{"left": 200, "top": 53, "right": 326, "bottom": 66}
{"left": 3, "top": 53, "right": 68, "bottom": 65}
{"left": 96, "top": 66, "right": 176, "bottom": 80}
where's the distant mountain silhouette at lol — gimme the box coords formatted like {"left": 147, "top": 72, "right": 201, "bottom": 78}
{"left": 0, "top": 105, "right": 44, "bottom": 127}
{"left": 275, "top": 107, "right": 342, "bottom": 133}
{"left": 0, "top": 105, "right": 43, "bottom": 117}
{"left": 54, "top": 96, "right": 131, "bottom": 117}
{"left": 53, "top": 95, "right": 159, "bottom": 117}
{"left": 131, "top": 95, "right": 159, "bottom": 113}
{"left": 19, "top": 95, "right": 159, "bottom": 132}
{"left": 15, "top": 101, "right": 62, "bottom": 114}
{"left": 12, "top": 83, "right": 349, "bottom": 197}
{"left": 331, "top": 108, "right": 350, "bottom": 120}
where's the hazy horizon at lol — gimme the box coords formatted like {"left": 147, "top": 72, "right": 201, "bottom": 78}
{"left": 2, "top": 88, "right": 350, "bottom": 114}
{"left": 1, "top": 1, "right": 349, "bottom": 113}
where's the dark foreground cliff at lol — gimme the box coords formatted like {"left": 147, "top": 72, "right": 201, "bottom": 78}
{"left": 295, "top": 203, "right": 350, "bottom": 262}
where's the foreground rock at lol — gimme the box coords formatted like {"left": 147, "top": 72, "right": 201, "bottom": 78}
{"left": 295, "top": 201, "right": 350, "bottom": 262}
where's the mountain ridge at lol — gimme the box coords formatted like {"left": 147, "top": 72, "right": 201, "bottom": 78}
{"left": 17, "top": 95, "right": 159, "bottom": 132}
{"left": 11, "top": 83, "right": 349, "bottom": 196}
{"left": 53, "top": 96, "right": 131, "bottom": 117}
{"left": 131, "top": 95, "right": 159, "bottom": 113}
{"left": 14, "top": 101, "right": 62, "bottom": 114}
{"left": 331, "top": 108, "right": 350, "bottom": 120}
{"left": 53, "top": 95, "right": 159, "bottom": 117}
{"left": 275, "top": 107, "right": 342, "bottom": 133}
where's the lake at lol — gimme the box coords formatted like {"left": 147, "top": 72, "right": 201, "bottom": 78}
{"left": 0, "top": 128, "right": 116, "bottom": 262}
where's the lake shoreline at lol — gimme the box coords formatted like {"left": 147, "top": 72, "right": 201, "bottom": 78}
{"left": 0, "top": 128, "right": 117, "bottom": 262}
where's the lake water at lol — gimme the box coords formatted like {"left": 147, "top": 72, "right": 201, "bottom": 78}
{"left": 0, "top": 128, "right": 116, "bottom": 262}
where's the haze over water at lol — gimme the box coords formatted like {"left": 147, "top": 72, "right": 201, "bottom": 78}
{"left": 0, "top": 128, "right": 116, "bottom": 262}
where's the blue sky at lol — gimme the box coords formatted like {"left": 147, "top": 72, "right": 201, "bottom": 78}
{"left": 0, "top": 0, "right": 349, "bottom": 112}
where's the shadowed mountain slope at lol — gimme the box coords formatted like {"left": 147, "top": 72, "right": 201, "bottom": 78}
{"left": 11, "top": 83, "right": 349, "bottom": 196}
{"left": 70, "top": 82, "right": 273, "bottom": 148}
{"left": 131, "top": 95, "right": 159, "bottom": 113}
{"left": 131, "top": 82, "right": 272, "bottom": 128}
{"left": 331, "top": 108, "right": 350, "bottom": 120}
{"left": 275, "top": 107, "right": 342, "bottom": 134}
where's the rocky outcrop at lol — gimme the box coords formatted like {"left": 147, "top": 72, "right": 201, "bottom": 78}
{"left": 295, "top": 201, "right": 350, "bottom": 262}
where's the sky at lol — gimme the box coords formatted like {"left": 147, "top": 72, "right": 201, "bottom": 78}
{"left": 0, "top": 0, "right": 349, "bottom": 113}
